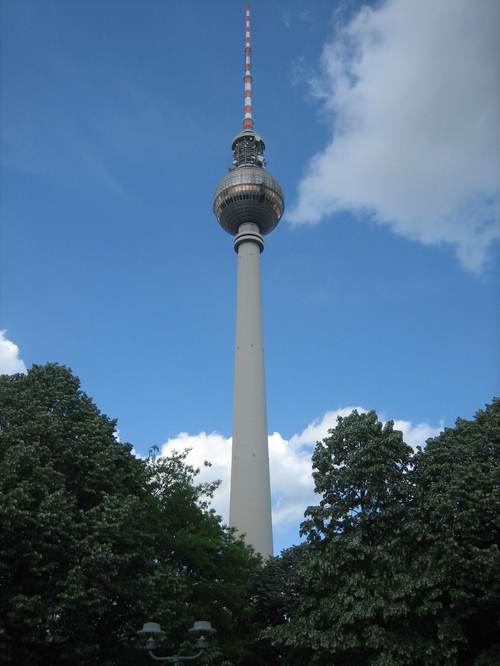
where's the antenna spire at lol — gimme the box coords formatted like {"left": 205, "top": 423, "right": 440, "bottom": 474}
{"left": 243, "top": 4, "right": 254, "bottom": 130}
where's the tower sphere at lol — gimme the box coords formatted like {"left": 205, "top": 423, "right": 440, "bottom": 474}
{"left": 213, "top": 132, "right": 284, "bottom": 237}
{"left": 213, "top": 166, "right": 284, "bottom": 236}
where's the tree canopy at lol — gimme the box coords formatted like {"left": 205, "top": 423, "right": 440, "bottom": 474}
{"left": 0, "top": 364, "right": 260, "bottom": 665}
{"left": 1, "top": 364, "right": 498, "bottom": 665}
{"left": 264, "top": 402, "right": 500, "bottom": 665}
{"left": 409, "top": 401, "right": 500, "bottom": 663}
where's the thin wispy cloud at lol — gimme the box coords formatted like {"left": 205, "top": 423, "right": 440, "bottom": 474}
{"left": 281, "top": 8, "right": 313, "bottom": 30}
{"left": 289, "top": 0, "right": 500, "bottom": 272}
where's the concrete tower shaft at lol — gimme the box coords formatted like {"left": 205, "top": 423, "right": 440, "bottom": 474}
{"left": 230, "top": 222, "right": 273, "bottom": 557}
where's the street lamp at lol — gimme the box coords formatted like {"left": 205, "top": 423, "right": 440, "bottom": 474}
{"left": 137, "top": 620, "right": 216, "bottom": 664}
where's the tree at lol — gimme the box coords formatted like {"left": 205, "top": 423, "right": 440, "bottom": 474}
{"left": 144, "top": 451, "right": 263, "bottom": 666}
{"left": 409, "top": 399, "right": 500, "bottom": 664}
{"left": 0, "top": 364, "right": 260, "bottom": 665}
{"left": 267, "top": 410, "right": 418, "bottom": 665}
{"left": 250, "top": 544, "right": 312, "bottom": 665}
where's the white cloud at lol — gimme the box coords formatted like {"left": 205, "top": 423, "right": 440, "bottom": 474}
{"left": 0, "top": 330, "right": 26, "bottom": 374}
{"left": 289, "top": 0, "right": 500, "bottom": 271}
{"left": 289, "top": 406, "right": 366, "bottom": 447}
{"left": 392, "top": 418, "right": 443, "bottom": 450}
{"left": 159, "top": 407, "right": 442, "bottom": 538}
{"left": 268, "top": 431, "right": 315, "bottom": 527}
{"left": 161, "top": 431, "right": 232, "bottom": 522}
{"left": 290, "top": 406, "right": 442, "bottom": 451}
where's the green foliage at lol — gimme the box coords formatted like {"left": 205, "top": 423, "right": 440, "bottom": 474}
{"left": 409, "top": 400, "right": 500, "bottom": 663}
{"left": 265, "top": 403, "right": 500, "bottom": 665}
{"left": 0, "top": 364, "right": 261, "bottom": 665}
{"left": 2, "top": 364, "right": 498, "bottom": 664}
{"left": 250, "top": 544, "right": 312, "bottom": 665}
{"left": 145, "top": 452, "right": 263, "bottom": 665}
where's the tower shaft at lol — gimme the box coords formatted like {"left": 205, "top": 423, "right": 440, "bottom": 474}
{"left": 230, "top": 223, "right": 273, "bottom": 557}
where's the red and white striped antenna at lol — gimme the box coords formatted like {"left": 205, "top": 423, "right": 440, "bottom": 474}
{"left": 243, "top": 4, "right": 254, "bottom": 131}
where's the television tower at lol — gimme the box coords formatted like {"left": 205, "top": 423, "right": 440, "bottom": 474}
{"left": 213, "top": 4, "right": 284, "bottom": 558}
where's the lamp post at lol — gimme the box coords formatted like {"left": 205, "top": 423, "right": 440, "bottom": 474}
{"left": 137, "top": 620, "right": 216, "bottom": 664}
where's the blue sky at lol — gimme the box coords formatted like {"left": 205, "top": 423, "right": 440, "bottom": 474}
{"left": 1, "top": 0, "right": 499, "bottom": 553}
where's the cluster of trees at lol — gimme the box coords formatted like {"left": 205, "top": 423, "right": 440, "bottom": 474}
{"left": 0, "top": 365, "right": 260, "bottom": 665}
{"left": 260, "top": 406, "right": 500, "bottom": 665}
{"left": 0, "top": 364, "right": 498, "bottom": 664}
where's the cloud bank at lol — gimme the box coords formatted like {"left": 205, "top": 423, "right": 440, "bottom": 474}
{"left": 160, "top": 407, "right": 442, "bottom": 538}
{"left": 0, "top": 331, "right": 27, "bottom": 375}
{"left": 289, "top": 0, "right": 500, "bottom": 271}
